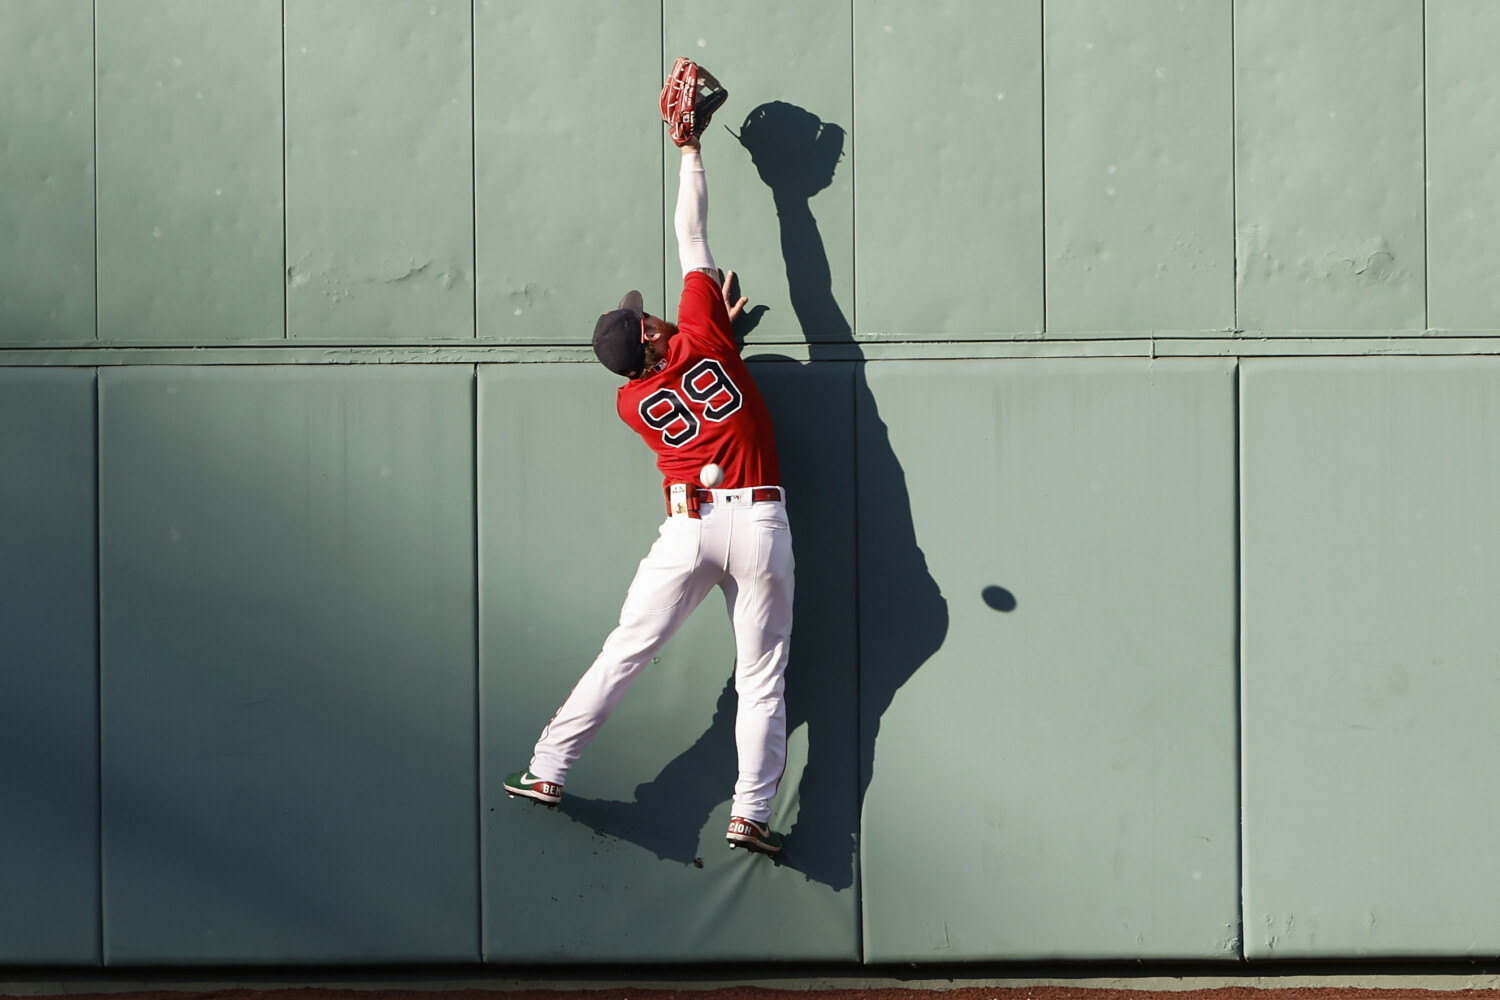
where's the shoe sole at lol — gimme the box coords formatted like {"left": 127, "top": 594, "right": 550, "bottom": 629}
{"left": 503, "top": 785, "right": 561, "bottom": 807}
{"left": 726, "top": 833, "right": 781, "bottom": 856}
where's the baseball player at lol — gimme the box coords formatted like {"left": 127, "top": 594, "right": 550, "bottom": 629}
{"left": 504, "top": 61, "right": 792, "bottom": 857}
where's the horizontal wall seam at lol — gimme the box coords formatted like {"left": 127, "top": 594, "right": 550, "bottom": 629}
{"left": 13, "top": 337, "right": 1500, "bottom": 366}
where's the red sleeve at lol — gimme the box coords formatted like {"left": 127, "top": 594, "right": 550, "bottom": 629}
{"left": 676, "top": 270, "right": 736, "bottom": 354}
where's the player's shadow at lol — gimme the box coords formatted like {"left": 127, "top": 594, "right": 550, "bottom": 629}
{"left": 561, "top": 102, "right": 952, "bottom": 890}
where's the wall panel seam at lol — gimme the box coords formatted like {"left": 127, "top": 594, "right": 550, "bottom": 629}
{"left": 850, "top": 362, "right": 864, "bottom": 964}
{"left": 1230, "top": 0, "right": 1239, "bottom": 333}
{"left": 21, "top": 337, "right": 1500, "bottom": 367}
{"left": 1039, "top": 0, "right": 1048, "bottom": 337}
{"left": 282, "top": 0, "right": 289, "bottom": 341}
{"left": 471, "top": 363, "right": 484, "bottom": 961}
{"left": 849, "top": 0, "right": 857, "bottom": 340}
{"left": 92, "top": 0, "right": 99, "bottom": 343}
{"left": 1232, "top": 357, "right": 1245, "bottom": 961}
{"left": 93, "top": 366, "right": 104, "bottom": 966}
{"left": 470, "top": 0, "right": 478, "bottom": 341}
{"left": 660, "top": 1, "right": 668, "bottom": 323}
{"left": 1421, "top": 0, "right": 1430, "bottom": 333}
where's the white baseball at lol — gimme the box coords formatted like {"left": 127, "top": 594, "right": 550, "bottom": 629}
{"left": 700, "top": 463, "right": 724, "bottom": 488}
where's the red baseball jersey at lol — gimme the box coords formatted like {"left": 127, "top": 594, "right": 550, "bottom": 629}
{"left": 617, "top": 271, "right": 781, "bottom": 489}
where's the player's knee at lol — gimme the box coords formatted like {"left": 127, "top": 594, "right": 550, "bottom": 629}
{"left": 597, "top": 634, "right": 666, "bottom": 675}
{"left": 734, "top": 670, "right": 786, "bottom": 702}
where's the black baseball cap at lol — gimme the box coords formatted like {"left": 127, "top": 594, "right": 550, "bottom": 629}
{"left": 592, "top": 290, "right": 646, "bottom": 377}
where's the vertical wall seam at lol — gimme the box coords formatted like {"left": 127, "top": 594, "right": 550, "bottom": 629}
{"left": 281, "top": 0, "right": 289, "bottom": 340}
{"left": 849, "top": 0, "right": 857, "bottom": 341}
{"left": 849, "top": 10, "right": 863, "bottom": 964}
{"left": 92, "top": 1, "right": 99, "bottom": 342}
{"left": 470, "top": 0, "right": 479, "bottom": 341}
{"left": 469, "top": 0, "right": 483, "bottom": 959}
{"left": 1229, "top": 0, "right": 1239, "bottom": 333}
{"left": 1421, "top": 0, "right": 1430, "bottom": 333}
{"left": 660, "top": 1, "right": 669, "bottom": 319}
{"left": 91, "top": 0, "right": 103, "bottom": 958}
{"left": 93, "top": 367, "right": 104, "bottom": 966}
{"left": 850, "top": 366, "right": 865, "bottom": 964}
{"left": 1234, "top": 358, "right": 1247, "bottom": 960}
{"left": 1038, "top": 0, "right": 1048, "bottom": 337}
{"left": 471, "top": 364, "right": 484, "bottom": 961}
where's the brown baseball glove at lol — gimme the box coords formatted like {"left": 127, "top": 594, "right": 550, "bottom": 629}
{"left": 660, "top": 56, "right": 728, "bottom": 146}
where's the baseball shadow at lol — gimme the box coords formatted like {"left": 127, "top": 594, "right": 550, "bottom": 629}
{"left": 562, "top": 102, "right": 954, "bottom": 890}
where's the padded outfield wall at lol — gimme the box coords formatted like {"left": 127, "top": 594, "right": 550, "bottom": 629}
{"left": 4, "top": 0, "right": 1500, "bottom": 966}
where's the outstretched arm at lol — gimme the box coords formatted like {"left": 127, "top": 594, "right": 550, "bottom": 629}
{"left": 675, "top": 140, "right": 716, "bottom": 277}
{"left": 676, "top": 139, "right": 749, "bottom": 323}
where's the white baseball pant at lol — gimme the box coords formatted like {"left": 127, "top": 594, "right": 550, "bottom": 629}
{"left": 528, "top": 491, "right": 794, "bottom": 824}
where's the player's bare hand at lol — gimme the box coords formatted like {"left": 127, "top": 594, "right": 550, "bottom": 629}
{"left": 721, "top": 269, "right": 749, "bottom": 322}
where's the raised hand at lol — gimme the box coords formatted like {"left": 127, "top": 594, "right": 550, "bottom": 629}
{"left": 720, "top": 269, "right": 749, "bottom": 322}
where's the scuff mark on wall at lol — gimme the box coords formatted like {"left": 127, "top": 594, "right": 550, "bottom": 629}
{"left": 1236, "top": 225, "right": 1408, "bottom": 290}
{"left": 383, "top": 261, "right": 430, "bottom": 284}
{"left": 285, "top": 257, "right": 468, "bottom": 297}
{"left": 1261, "top": 912, "right": 1280, "bottom": 952}
{"left": 1318, "top": 241, "right": 1398, "bottom": 284}
{"left": 507, "top": 282, "right": 555, "bottom": 304}
{"left": 504, "top": 282, "right": 556, "bottom": 317}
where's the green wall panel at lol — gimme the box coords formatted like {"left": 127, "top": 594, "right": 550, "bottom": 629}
{"left": 479, "top": 361, "right": 858, "bottom": 961}
{"left": 1426, "top": 1, "right": 1500, "bottom": 332}
{"left": 859, "top": 359, "right": 1240, "bottom": 961}
{"left": 663, "top": 0, "right": 853, "bottom": 346}
{"left": 0, "top": 369, "right": 99, "bottom": 964}
{"left": 0, "top": 1, "right": 94, "bottom": 343}
{"left": 475, "top": 0, "right": 662, "bottom": 344}
{"left": 4, "top": 0, "right": 1500, "bottom": 968}
{"left": 1242, "top": 358, "right": 1500, "bottom": 958}
{"left": 285, "top": 1, "right": 474, "bottom": 341}
{"left": 99, "top": 366, "right": 477, "bottom": 964}
{"left": 95, "top": 0, "right": 284, "bottom": 343}
{"left": 1234, "top": 0, "right": 1425, "bottom": 334}
{"left": 1044, "top": 0, "right": 1233, "bottom": 335}
{"left": 854, "top": 0, "right": 1042, "bottom": 339}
